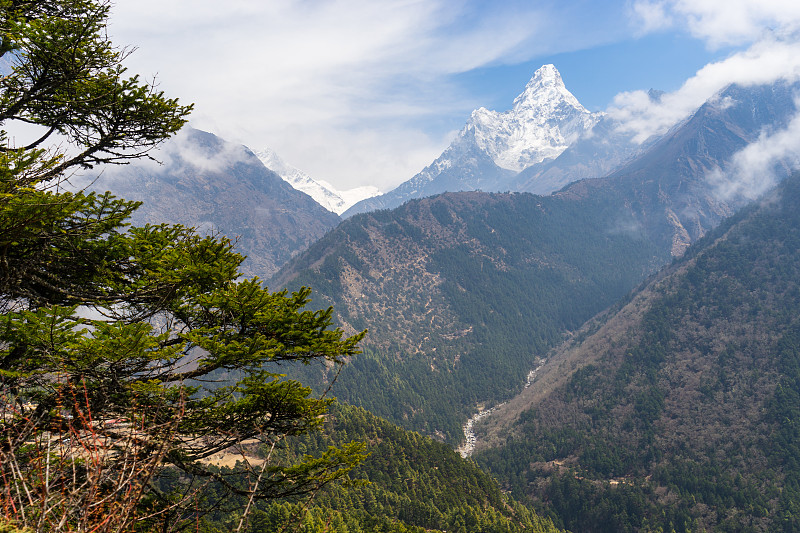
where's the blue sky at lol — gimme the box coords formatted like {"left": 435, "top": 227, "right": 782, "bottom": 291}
{"left": 461, "top": 33, "right": 732, "bottom": 112}
{"left": 108, "top": 0, "right": 800, "bottom": 191}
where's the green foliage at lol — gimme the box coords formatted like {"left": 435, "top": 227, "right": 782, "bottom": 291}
{"left": 0, "top": 520, "right": 28, "bottom": 533}
{"left": 767, "top": 326, "right": 800, "bottom": 531}
{"left": 1, "top": 215, "right": 368, "bottom": 527}
{"left": 0, "top": 0, "right": 192, "bottom": 179}
{"left": 0, "top": 2, "right": 366, "bottom": 531}
{"left": 200, "top": 403, "right": 563, "bottom": 533}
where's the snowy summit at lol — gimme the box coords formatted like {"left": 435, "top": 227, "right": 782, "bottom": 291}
{"left": 468, "top": 64, "right": 600, "bottom": 171}
{"left": 254, "top": 148, "right": 380, "bottom": 215}
{"left": 342, "top": 64, "right": 603, "bottom": 218}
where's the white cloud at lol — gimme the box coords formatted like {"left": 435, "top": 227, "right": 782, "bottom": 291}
{"left": 614, "top": 2, "right": 800, "bottom": 199}
{"left": 631, "top": 1, "right": 673, "bottom": 35}
{"left": 609, "top": 38, "right": 800, "bottom": 142}
{"left": 106, "top": 1, "right": 552, "bottom": 190}
{"left": 631, "top": 0, "right": 800, "bottom": 46}
{"left": 619, "top": 0, "right": 800, "bottom": 142}
{"left": 112, "top": 0, "right": 800, "bottom": 193}
{"left": 671, "top": 0, "right": 800, "bottom": 47}
{"left": 164, "top": 128, "right": 253, "bottom": 173}
{"left": 709, "top": 102, "right": 800, "bottom": 202}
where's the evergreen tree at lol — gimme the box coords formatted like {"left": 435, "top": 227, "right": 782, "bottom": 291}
{"left": 0, "top": 1, "right": 366, "bottom": 531}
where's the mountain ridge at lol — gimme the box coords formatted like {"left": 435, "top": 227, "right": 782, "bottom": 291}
{"left": 271, "top": 188, "right": 672, "bottom": 441}
{"left": 469, "top": 63, "right": 599, "bottom": 171}
{"left": 254, "top": 147, "right": 380, "bottom": 215}
{"left": 271, "top": 79, "right": 800, "bottom": 444}
{"left": 86, "top": 128, "right": 341, "bottom": 278}
{"left": 473, "top": 172, "right": 800, "bottom": 532}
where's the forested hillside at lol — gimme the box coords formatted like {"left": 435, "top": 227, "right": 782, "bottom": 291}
{"left": 198, "top": 404, "right": 562, "bottom": 533}
{"left": 15, "top": 3, "right": 800, "bottom": 533}
{"left": 474, "top": 172, "right": 800, "bottom": 532}
{"left": 270, "top": 80, "right": 796, "bottom": 445}
{"left": 272, "top": 190, "right": 671, "bottom": 443}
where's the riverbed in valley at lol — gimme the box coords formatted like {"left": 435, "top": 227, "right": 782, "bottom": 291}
{"left": 456, "top": 358, "right": 546, "bottom": 458}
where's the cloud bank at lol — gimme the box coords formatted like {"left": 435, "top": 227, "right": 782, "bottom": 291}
{"left": 709, "top": 98, "right": 800, "bottom": 202}
{"left": 614, "top": 1, "right": 800, "bottom": 142}
{"left": 619, "top": 1, "right": 800, "bottom": 202}
{"left": 105, "top": 0, "right": 800, "bottom": 195}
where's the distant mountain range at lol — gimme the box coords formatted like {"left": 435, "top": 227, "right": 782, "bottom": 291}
{"left": 253, "top": 148, "right": 380, "bottom": 215}
{"left": 345, "top": 67, "right": 800, "bottom": 220}
{"left": 79, "top": 63, "right": 800, "bottom": 533}
{"left": 87, "top": 128, "right": 340, "bottom": 278}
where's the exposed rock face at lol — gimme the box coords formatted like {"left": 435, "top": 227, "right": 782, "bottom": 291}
{"left": 469, "top": 64, "right": 599, "bottom": 171}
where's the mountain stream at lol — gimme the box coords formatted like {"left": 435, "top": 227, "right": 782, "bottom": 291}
{"left": 457, "top": 358, "right": 546, "bottom": 458}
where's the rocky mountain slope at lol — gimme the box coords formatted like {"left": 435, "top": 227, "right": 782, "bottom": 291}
{"left": 270, "top": 184, "right": 673, "bottom": 443}
{"left": 473, "top": 172, "right": 800, "bottom": 532}
{"left": 469, "top": 63, "right": 599, "bottom": 171}
{"left": 346, "top": 72, "right": 800, "bottom": 224}
{"left": 87, "top": 128, "right": 341, "bottom": 278}
{"left": 546, "top": 80, "right": 799, "bottom": 258}
{"left": 509, "top": 114, "right": 647, "bottom": 195}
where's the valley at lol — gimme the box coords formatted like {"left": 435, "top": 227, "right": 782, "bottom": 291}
{"left": 459, "top": 358, "right": 546, "bottom": 458}
{"left": 473, "top": 173, "right": 800, "bottom": 531}
{"left": 36, "top": 48, "right": 800, "bottom": 532}
{"left": 82, "top": 66, "right": 800, "bottom": 531}
{"left": 254, "top": 72, "right": 800, "bottom": 531}
{"left": 458, "top": 404, "right": 501, "bottom": 459}
{"left": 267, "top": 76, "right": 799, "bottom": 449}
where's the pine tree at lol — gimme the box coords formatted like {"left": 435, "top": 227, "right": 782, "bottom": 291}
{"left": 0, "top": 2, "right": 366, "bottom": 531}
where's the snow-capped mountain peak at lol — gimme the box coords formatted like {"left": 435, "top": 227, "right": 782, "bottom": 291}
{"left": 467, "top": 64, "right": 601, "bottom": 172}
{"left": 516, "top": 64, "right": 564, "bottom": 98}
{"left": 253, "top": 148, "right": 380, "bottom": 215}
{"left": 343, "top": 64, "right": 603, "bottom": 218}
